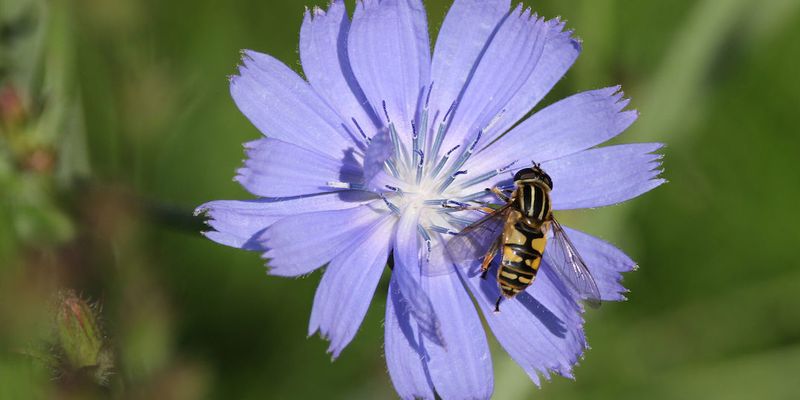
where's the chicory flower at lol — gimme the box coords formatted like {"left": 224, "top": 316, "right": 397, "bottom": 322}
{"left": 197, "top": 0, "right": 664, "bottom": 398}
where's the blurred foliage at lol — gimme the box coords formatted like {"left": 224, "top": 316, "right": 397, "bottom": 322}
{"left": 1, "top": 0, "right": 799, "bottom": 399}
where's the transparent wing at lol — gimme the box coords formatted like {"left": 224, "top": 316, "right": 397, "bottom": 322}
{"left": 424, "top": 205, "right": 511, "bottom": 277}
{"left": 544, "top": 219, "right": 602, "bottom": 308}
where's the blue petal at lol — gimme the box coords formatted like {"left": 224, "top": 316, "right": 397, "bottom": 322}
{"left": 469, "top": 143, "right": 664, "bottom": 210}
{"left": 309, "top": 216, "right": 395, "bottom": 358}
{"left": 466, "top": 86, "right": 637, "bottom": 174}
{"left": 463, "top": 262, "right": 586, "bottom": 385}
{"left": 300, "top": 1, "right": 382, "bottom": 138}
{"left": 439, "top": 6, "right": 549, "bottom": 153}
{"left": 421, "top": 269, "right": 493, "bottom": 399}
{"left": 236, "top": 138, "right": 363, "bottom": 198}
{"left": 428, "top": 0, "right": 510, "bottom": 121}
{"left": 560, "top": 226, "right": 637, "bottom": 302}
{"left": 231, "top": 50, "right": 359, "bottom": 158}
{"left": 348, "top": 0, "right": 431, "bottom": 138}
{"left": 393, "top": 207, "right": 445, "bottom": 345}
{"left": 385, "top": 275, "right": 436, "bottom": 400}
{"left": 196, "top": 193, "right": 376, "bottom": 251}
{"left": 259, "top": 204, "right": 387, "bottom": 276}
{"left": 480, "top": 19, "right": 583, "bottom": 145}
{"left": 543, "top": 143, "right": 665, "bottom": 210}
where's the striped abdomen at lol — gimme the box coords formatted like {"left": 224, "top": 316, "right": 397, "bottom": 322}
{"left": 497, "top": 210, "right": 549, "bottom": 298}
{"left": 497, "top": 182, "right": 553, "bottom": 298}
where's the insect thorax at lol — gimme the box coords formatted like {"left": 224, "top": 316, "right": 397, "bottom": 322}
{"left": 514, "top": 181, "right": 552, "bottom": 223}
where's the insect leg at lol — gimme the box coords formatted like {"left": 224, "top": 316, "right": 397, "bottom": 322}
{"left": 442, "top": 201, "right": 495, "bottom": 214}
{"left": 480, "top": 238, "right": 501, "bottom": 279}
{"left": 489, "top": 186, "right": 512, "bottom": 203}
{"left": 494, "top": 296, "right": 503, "bottom": 313}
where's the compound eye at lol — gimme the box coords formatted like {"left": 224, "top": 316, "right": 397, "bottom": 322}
{"left": 514, "top": 168, "right": 533, "bottom": 181}
{"left": 543, "top": 174, "right": 554, "bottom": 189}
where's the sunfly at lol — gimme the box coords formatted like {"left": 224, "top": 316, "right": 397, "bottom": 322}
{"left": 445, "top": 164, "right": 602, "bottom": 311}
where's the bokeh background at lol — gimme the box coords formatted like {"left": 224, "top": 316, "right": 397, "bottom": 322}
{"left": 2, "top": 0, "right": 799, "bottom": 398}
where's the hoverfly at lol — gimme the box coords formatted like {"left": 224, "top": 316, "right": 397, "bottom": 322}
{"left": 445, "top": 164, "right": 601, "bottom": 312}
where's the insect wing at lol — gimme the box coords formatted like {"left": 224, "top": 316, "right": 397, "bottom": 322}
{"left": 544, "top": 219, "right": 602, "bottom": 308}
{"left": 425, "top": 205, "right": 510, "bottom": 277}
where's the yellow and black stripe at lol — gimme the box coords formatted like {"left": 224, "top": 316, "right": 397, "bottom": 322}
{"left": 498, "top": 219, "right": 545, "bottom": 297}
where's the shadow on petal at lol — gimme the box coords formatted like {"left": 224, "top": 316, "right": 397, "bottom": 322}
{"left": 242, "top": 226, "right": 269, "bottom": 251}
{"left": 476, "top": 264, "right": 567, "bottom": 339}
{"left": 338, "top": 148, "right": 364, "bottom": 185}
{"left": 516, "top": 292, "right": 567, "bottom": 338}
{"left": 386, "top": 276, "right": 437, "bottom": 398}
{"left": 394, "top": 298, "right": 428, "bottom": 360}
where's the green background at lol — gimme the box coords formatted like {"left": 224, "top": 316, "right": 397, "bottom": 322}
{"left": 1, "top": 0, "right": 799, "bottom": 398}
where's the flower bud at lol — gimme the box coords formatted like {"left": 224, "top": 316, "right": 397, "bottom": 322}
{"left": 56, "top": 290, "right": 104, "bottom": 369}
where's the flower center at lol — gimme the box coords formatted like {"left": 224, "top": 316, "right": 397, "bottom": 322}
{"left": 374, "top": 98, "right": 517, "bottom": 247}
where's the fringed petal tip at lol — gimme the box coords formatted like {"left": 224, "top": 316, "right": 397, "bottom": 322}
{"left": 543, "top": 15, "right": 583, "bottom": 45}
{"left": 229, "top": 50, "right": 263, "bottom": 88}
{"left": 237, "top": 48, "right": 257, "bottom": 66}
{"left": 194, "top": 204, "right": 228, "bottom": 243}
{"left": 307, "top": 329, "right": 347, "bottom": 361}
{"left": 594, "top": 85, "right": 637, "bottom": 115}
{"left": 549, "top": 13, "right": 582, "bottom": 44}
{"left": 304, "top": 6, "right": 322, "bottom": 20}
{"left": 524, "top": 352, "right": 583, "bottom": 388}
{"left": 527, "top": 358, "right": 582, "bottom": 387}
{"left": 193, "top": 203, "right": 211, "bottom": 218}
{"left": 304, "top": 0, "right": 347, "bottom": 22}
{"left": 648, "top": 142, "right": 669, "bottom": 187}
{"left": 192, "top": 200, "right": 272, "bottom": 251}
